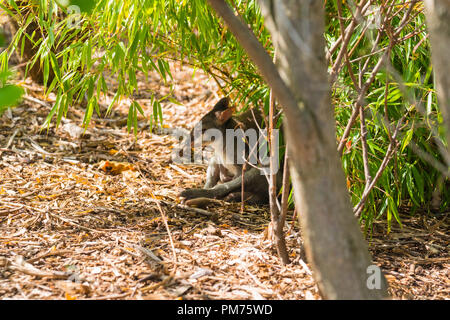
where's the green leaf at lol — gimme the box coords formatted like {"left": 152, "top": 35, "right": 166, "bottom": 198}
{"left": 401, "top": 128, "right": 414, "bottom": 153}
{"left": 0, "top": 85, "right": 24, "bottom": 112}
{"left": 43, "top": 56, "right": 50, "bottom": 87}
{"left": 49, "top": 52, "right": 61, "bottom": 81}
{"left": 0, "top": 70, "right": 12, "bottom": 86}
{"left": 43, "top": 90, "right": 62, "bottom": 129}
{"left": 168, "top": 97, "right": 182, "bottom": 105}
{"left": 157, "top": 59, "right": 167, "bottom": 82}
{"left": 56, "top": 94, "right": 67, "bottom": 127}
{"left": 134, "top": 101, "right": 144, "bottom": 116}
{"left": 406, "top": 169, "right": 419, "bottom": 206}
{"left": 127, "top": 102, "right": 133, "bottom": 133}
{"left": 83, "top": 97, "right": 94, "bottom": 128}
{"left": 411, "top": 166, "right": 425, "bottom": 202}
{"left": 133, "top": 102, "right": 138, "bottom": 136}
{"left": 106, "top": 91, "right": 120, "bottom": 116}
{"left": 56, "top": 0, "right": 97, "bottom": 14}
{"left": 0, "top": 30, "right": 5, "bottom": 47}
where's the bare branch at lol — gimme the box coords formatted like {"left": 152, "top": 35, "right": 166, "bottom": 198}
{"left": 359, "top": 106, "right": 372, "bottom": 190}
{"left": 354, "top": 116, "right": 405, "bottom": 216}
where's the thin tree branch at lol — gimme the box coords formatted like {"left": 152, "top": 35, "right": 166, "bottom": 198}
{"left": 359, "top": 105, "right": 372, "bottom": 189}
{"left": 280, "top": 144, "right": 290, "bottom": 231}
{"left": 330, "top": 0, "right": 369, "bottom": 83}
{"left": 354, "top": 116, "right": 405, "bottom": 216}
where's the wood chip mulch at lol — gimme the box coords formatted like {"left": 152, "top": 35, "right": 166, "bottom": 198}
{"left": 0, "top": 62, "right": 448, "bottom": 300}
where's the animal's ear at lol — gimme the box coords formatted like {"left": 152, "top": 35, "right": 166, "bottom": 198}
{"left": 212, "top": 97, "right": 230, "bottom": 111}
{"left": 211, "top": 97, "right": 234, "bottom": 124}
{"left": 215, "top": 108, "right": 233, "bottom": 125}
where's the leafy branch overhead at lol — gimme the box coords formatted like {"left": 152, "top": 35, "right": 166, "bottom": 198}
{"left": 1, "top": 0, "right": 269, "bottom": 130}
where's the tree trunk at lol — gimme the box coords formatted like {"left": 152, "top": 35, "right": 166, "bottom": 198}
{"left": 207, "top": 0, "right": 389, "bottom": 299}
{"left": 424, "top": 0, "right": 450, "bottom": 157}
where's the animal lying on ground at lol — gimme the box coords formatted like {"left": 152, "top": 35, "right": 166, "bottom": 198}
{"left": 179, "top": 97, "right": 280, "bottom": 205}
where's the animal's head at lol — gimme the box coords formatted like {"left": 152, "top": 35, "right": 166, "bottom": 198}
{"left": 190, "top": 97, "right": 235, "bottom": 147}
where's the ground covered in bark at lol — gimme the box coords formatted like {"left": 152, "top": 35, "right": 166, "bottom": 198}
{"left": 0, "top": 62, "right": 448, "bottom": 300}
